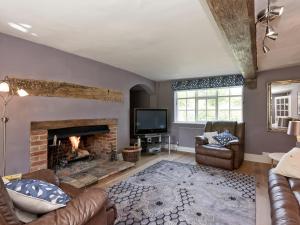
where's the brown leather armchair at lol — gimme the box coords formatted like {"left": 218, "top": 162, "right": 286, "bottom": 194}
{"left": 195, "top": 121, "right": 245, "bottom": 170}
{"left": 0, "top": 169, "right": 117, "bottom": 225}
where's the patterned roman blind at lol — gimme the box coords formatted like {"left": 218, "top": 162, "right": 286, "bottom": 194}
{"left": 171, "top": 74, "right": 244, "bottom": 90}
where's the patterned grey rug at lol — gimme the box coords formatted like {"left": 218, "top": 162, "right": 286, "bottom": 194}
{"left": 108, "top": 160, "right": 256, "bottom": 225}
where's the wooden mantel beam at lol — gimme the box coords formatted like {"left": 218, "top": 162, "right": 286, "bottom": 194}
{"left": 204, "top": 0, "right": 257, "bottom": 79}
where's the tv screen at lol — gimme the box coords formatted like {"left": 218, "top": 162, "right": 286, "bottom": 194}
{"left": 135, "top": 109, "right": 168, "bottom": 134}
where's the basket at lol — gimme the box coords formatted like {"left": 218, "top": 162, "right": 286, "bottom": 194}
{"left": 122, "top": 146, "right": 142, "bottom": 162}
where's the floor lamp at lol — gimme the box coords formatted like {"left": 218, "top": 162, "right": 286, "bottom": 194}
{"left": 0, "top": 76, "right": 28, "bottom": 176}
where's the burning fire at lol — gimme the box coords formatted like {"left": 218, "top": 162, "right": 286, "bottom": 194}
{"left": 69, "top": 136, "right": 80, "bottom": 152}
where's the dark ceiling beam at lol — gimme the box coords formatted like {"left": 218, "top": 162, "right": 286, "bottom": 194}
{"left": 205, "top": 0, "right": 257, "bottom": 80}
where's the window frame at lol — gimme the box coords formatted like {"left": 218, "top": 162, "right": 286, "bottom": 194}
{"left": 174, "top": 86, "right": 244, "bottom": 123}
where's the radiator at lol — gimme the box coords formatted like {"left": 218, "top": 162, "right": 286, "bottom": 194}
{"left": 178, "top": 126, "right": 204, "bottom": 148}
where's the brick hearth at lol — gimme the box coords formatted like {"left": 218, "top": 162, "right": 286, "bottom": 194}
{"left": 30, "top": 119, "right": 118, "bottom": 172}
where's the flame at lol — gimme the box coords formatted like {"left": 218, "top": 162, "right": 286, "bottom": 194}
{"left": 69, "top": 136, "right": 80, "bottom": 152}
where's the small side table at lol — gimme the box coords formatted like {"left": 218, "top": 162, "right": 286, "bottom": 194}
{"left": 269, "top": 152, "right": 285, "bottom": 167}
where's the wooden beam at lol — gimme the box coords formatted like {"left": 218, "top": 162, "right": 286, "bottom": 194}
{"left": 8, "top": 77, "right": 123, "bottom": 102}
{"left": 205, "top": 0, "right": 257, "bottom": 79}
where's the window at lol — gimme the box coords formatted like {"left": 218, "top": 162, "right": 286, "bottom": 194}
{"left": 175, "top": 86, "right": 243, "bottom": 122}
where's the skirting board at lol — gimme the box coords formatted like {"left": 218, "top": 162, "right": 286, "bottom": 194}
{"left": 167, "top": 144, "right": 272, "bottom": 164}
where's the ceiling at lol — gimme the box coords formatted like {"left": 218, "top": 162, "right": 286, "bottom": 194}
{"left": 256, "top": 0, "right": 300, "bottom": 71}
{"left": 0, "top": 0, "right": 240, "bottom": 81}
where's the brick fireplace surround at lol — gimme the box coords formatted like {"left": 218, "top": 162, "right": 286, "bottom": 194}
{"left": 29, "top": 119, "right": 117, "bottom": 172}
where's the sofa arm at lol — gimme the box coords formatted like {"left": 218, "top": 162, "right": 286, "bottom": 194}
{"left": 22, "top": 169, "right": 60, "bottom": 186}
{"left": 28, "top": 188, "right": 108, "bottom": 225}
{"left": 59, "top": 183, "right": 82, "bottom": 198}
{"left": 195, "top": 136, "right": 208, "bottom": 146}
{"left": 225, "top": 139, "right": 240, "bottom": 147}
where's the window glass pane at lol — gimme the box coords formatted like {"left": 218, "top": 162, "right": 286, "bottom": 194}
{"left": 198, "top": 99, "right": 206, "bottom": 110}
{"left": 218, "top": 97, "right": 229, "bottom": 110}
{"left": 218, "top": 110, "right": 229, "bottom": 120}
{"left": 207, "top": 99, "right": 216, "bottom": 110}
{"left": 186, "top": 90, "right": 196, "bottom": 98}
{"left": 177, "top": 111, "right": 186, "bottom": 122}
{"left": 177, "top": 99, "right": 186, "bottom": 110}
{"left": 187, "top": 99, "right": 195, "bottom": 110}
{"left": 197, "top": 111, "right": 206, "bottom": 121}
{"left": 230, "top": 110, "right": 242, "bottom": 121}
{"left": 197, "top": 90, "right": 206, "bottom": 97}
{"left": 230, "top": 97, "right": 242, "bottom": 109}
{"left": 207, "top": 110, "right": 216, "bottom": 120}
{"left": 187, "top": 111, "right": 195, "bottom": 122}
{"left": 230, "top": 87, "right": 243, "bottom": 95}
{"left": 218, "top": 88, "right": 229, "bottom": 96}
{"left": 177, "top": 91, "right": 187, "bottom": 98}
{"left": 175, "top": 86, "right": 243, "bottom": 123}
{"left": 207, "top": 89, "right": 217, "bottom": 96}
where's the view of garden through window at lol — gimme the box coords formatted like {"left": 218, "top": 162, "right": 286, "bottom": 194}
{"left": 175, "top": 86, "right": 243, "bottom": 122}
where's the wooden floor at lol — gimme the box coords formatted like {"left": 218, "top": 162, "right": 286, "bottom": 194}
{"left": 95, "top": 151, "right": 271, "bottom": 225}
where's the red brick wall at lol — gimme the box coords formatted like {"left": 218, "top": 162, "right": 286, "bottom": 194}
{"left": 30, "top": 130, "right": 48, "bottom": 172}
{"left": 29, "top": 119, "right": 118, "bottom": 172}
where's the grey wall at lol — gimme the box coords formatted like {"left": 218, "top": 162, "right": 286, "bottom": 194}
{"left": 157, "top": 66, "right": 300, "bottom": 153}
{"left": 244, "top": 66, "right": 299, "bottom": 154}
{"left": 0, "top": 33, "right": 155, "bottom": 174}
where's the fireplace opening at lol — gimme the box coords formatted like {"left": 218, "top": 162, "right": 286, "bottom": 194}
{"left": 47, "top": 125, "right": 110, "bottom": 170}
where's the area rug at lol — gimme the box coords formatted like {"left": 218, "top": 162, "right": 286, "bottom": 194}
{"left": 107, "top": 160, "right": 256, "bottom": 225}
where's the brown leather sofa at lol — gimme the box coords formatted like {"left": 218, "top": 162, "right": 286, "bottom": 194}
{"left": 0, "top": 169, "right": 117, "bottom": 225}
{"left": 195, "top": 121, "right": 245, "bottom": 170}
{"left": 268, "top": 169, "right": 300, "bottom": 225}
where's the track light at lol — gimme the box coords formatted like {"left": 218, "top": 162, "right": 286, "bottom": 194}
{"left": 257, "top": 0, "right": 283, "bottom": 53}
{"left": 269, "top": 6, "right": 284, "bottom": 17}
{"left": 263, "top": 45, "right": 270, "bottom": 53}
{"left": 257, "top": 6, "right": 284, "bottom": 23}
{"left": 266, "top": 26, "right": 278, "bottom": 40}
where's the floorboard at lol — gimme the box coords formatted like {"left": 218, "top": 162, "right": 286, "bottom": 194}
{"left": 95, "top": 151, "right": 271, "bottom": 225}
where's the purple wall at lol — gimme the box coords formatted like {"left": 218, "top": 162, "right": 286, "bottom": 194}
{"left": 0, "top": 33, "right": 155, "bottom": 174}
{"left": 244, "top": 66, "right": 298, "bottom": 154}
{"left": 157, "top": 66, "right": 300, "bottom": 153}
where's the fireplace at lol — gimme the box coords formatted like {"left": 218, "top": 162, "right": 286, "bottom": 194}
{"left": 29, "top": 119, "right": 117, "bottom": 172}
{"left": 47, "top": 125, "right": 110, "bottom": 170}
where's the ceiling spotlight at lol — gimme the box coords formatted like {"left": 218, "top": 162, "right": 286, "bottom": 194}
{"left": 266, "top": 26, "right": 278, "bottom": 40}
{"left": 269, "top": 6, "right": 284, "bottom": 17}
{"left": 263, "top": 45, "right": 270, "bottom": 53}
{"left": 257, "top": 6, "right": 284, "bottom": 23}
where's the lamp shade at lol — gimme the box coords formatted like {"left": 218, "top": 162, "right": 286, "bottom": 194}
{"left": 17, "top": 89, "right": 29, "bottom": 97}
{"left": 0, "top": 81, "right": 10, "bottom": 92}
{"left": 287, "top": 121, "right": 300, "bottom": 136}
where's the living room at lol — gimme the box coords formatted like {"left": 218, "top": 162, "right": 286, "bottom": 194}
{"left": 0, "top": 0, "right": 299, "bottom": 225}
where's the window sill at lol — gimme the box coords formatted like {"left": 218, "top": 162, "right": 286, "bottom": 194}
{"left": 172, "top": 122, "right": 206, "bottom": 125}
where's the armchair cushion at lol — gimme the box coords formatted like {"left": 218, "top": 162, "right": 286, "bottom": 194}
{"left": 196, "top": 144, "right": 233, "bottom": 159}
{"left": 203, "top": 131, "right": 219, "bottom": 144}
{"left": 213, "top": 130, "right": 238, "bottom": 146}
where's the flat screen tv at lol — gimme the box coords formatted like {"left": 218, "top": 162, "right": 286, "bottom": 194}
{"left": 134, "top": 108, "right": 168, "bottom": 135}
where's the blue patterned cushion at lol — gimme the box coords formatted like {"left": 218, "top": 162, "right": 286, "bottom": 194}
{"left": 5, "top": 179, "right": 70, "bottom": 214}
{"left": 213, "top": 130, "right": 238, "bottom": 146}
